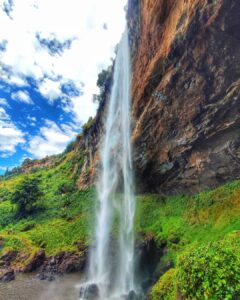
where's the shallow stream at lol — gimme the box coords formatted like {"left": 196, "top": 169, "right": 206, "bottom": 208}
{"left": 0, "top": 273, "right": 82, "bottom": 300}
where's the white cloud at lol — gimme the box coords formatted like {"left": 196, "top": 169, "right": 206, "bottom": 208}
{"left": 0, "top": 106, "right": 9, "bottom": 120}
{"left": 8, "top": 75, "right": 28, "bottom": 87}
{"left": 0, "top": 107, "right": 25, "bottom": 156}
{"left": 0, "top": 98, "right": 9, "bottom": 107}
{"left": 26, "top": 115, "right": 36, "bottom": 126}
{"left": 11, "top": 90, "right": 33, "bottom": 104}
{"left": 27, "top": 115, "right": 36, "bottom": 122}
{"left": 72, "top": 83, "right": 99, "bottom": 124}
{"left": 38, "top": 78, "right": 61, "bottom": 103}
{"left": 0, "top": 0, "right": 127, "bottom": 123}
{"left": 1, "top": 72, "right": 28, "bottom": 87}
{"left": 28, "top": 120, "right": 77, "bottom": 158}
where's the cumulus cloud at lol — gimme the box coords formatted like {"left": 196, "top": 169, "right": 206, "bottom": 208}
{"left": 0, "top": 107, "right": 25, "bottom": 156}
{"left": 28, "top": 120, "right": 77, "bottom": 158}
{"left": 0, "top": 0, "right": 127, "bottom": 123}
{"left": 0, "top": 98, "right": 9, "bottom": 107}
{"left": 2, "top": 74, "right": 28, "bottom": 87}
{"left": 11, "top": 90, "right": 33, "bottom": 104}
{"left": 36, "top": 32, "right": 76, "bottom": 56}
{"left": 38, "top": 78, "right": 62, "bottom": 103}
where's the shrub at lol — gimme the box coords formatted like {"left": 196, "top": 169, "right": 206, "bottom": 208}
{"left": 150, "top": 268, "right": 177, "bottom": 300}
{"left": 177, "top": 238, "right": 240, "bottom": 299}
{"left": 0, "top": 201, "right": 15, "bottom": 227}
{"left": 12, "top": 176, "right": 43, "bottom": 217}
{"left": 56, "top": 181, "right": 76, "bottom": 195}
{"left": 82, "top": 116, "right": 96, "bottom": 135}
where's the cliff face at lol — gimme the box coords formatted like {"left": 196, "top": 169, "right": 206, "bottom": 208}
{"left": 129, "top": 0, "right": 240, "bottom": 194}
{"left": 44, "top": 0, "right": 240, "bottom": 195}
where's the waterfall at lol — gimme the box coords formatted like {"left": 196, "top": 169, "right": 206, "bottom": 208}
{"left": 80, "top": 29, "right": 137, "bottom": 300}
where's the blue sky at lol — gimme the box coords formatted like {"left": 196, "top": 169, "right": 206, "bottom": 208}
{"left": 0, "top": 0, "right": 127, "bottom": 174}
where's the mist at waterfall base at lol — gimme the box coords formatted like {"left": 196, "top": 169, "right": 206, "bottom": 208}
{"left": 79, "top": 30, "right": 141, "bottom": 300}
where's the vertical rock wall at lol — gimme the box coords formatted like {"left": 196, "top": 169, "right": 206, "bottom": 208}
{"left": 128, "top": 0, "right": 240, "bottom": 194}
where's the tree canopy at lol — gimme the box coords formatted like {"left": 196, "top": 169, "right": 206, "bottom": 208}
{"left": 12, "top": 177, "right": 43, "bottom": 217}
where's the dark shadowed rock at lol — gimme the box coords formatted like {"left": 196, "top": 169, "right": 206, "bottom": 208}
{"left": 58, "top": 253, "right": 85, "bottom": 273}
{"left": 36, "top": 272, "right": 55, "bottom": 281}
{"left": 0, "top": 250, "right": 18, "bottom": 267}
{"left": 40, "top": 251, "right": 87, "bottom": 275}
{"left": 0, "top": 268, "right": 15, "bottom": 282}
{"left": 128, "top": 0, "right": 240, "bottom": 195}
{"left": 124, "top": 290, "right": 144, "bottom": 300}
{"left": 79, "top": 283, "right": 99, "bottom": 299}
{"left": 22, "top": 250, "right": 45, "bottom": 272}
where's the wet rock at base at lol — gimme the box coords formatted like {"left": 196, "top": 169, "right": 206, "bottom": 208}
{"left": 40, "top": 251, "right": 86, "bottom": 274}
{"left": 0, "top": 251, "right": 18, "bottom": 267}
{"left": 79, "top": 283, "right": 99, "bottom": 299}
{"left": 36, "top": 272, "right": 55, "bottom": 281}
{"left": 22, "top": 250, "right": 45, "bottom": 273}
{"left": 126, "top": 290, "right": 137, "bottom": 300}
{"left": 125, "top": 290, "right": 143, "bottom": 300}
{"left": 0, "top": 268, "right": 15, "bottom": 282}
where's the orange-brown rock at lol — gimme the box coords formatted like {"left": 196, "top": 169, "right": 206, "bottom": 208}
{"left": 128, "top": 0, "right": 240, "bottom": 194}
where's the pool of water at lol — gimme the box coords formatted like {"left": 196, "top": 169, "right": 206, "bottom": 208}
{"left": 0, "top": 273, "right": 82, "bottom": 300}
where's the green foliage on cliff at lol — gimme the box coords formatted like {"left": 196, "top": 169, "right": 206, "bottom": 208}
{"left": 140, "top": 181, "right": 240, "bottom": 300}
{"left": 92, "top": 66, "right": 112, "bottom": 104}
{"left": 12, "top": 177, "right": 43, "bottom": 217}
{"left": 150, "top": 234, "right": 240, "bottom": 300}
{"left": 136, "top": 180, "right": 240, "bottom": 261}
{"left": 177, "top": 235, "right": 240, "bottom": 299}
{"left": 150, "top": 268, "right": 177, "bottom": 300}
{"left": 82, "top": 116, "right": 96, "bottom": 135}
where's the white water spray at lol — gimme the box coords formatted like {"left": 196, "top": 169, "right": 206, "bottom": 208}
{"left": 80, "top": 29, "right": 136, "bottom": 300}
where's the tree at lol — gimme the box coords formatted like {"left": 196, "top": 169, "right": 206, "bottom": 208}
{"left": 97, "top": 69, "right": 109, "bottom": 92}
{"left": 12, "top": 177, "right": 43, "bottom": 217}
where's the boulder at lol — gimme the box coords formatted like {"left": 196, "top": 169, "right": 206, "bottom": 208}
{"left": 0, "top": 268, "right": 15, "bottom": 282}
{"left": 36, "top": 272, "right": 55, "bottom": 281}
{"left": 58, "top": 253, "right": 85, "bottom": 273}
{"left": 0, "top": 251, "right": 18, "bottom": 263}
{"left": 40, "top": 251, "right": 86, "bottom": 274}
{"left": 22, "top": 250, "right": 45, "bottom": 272}
{"left": 79, "top": 283, "right": 99, "bottom": 299}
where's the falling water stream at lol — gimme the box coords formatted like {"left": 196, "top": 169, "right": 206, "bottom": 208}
{"left": 80, "top": 29, "right": 138, "bottom": 300}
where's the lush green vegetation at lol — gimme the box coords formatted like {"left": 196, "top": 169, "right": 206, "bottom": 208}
{"left": 0, "top": 149, "right": 96, "bottom": 259}
{"left": 135, "top": 181, "right": 240, "bottom": 299}
{"left": 150, "top": 234, "right": 240, "bottom": 300}
{"left": 178, "top": 236, "right": 240, "bottom": 299}
{"left": 12, "top": 177, "right": 43, "bottom": 217}
{"left": 92, "top": 66, "right": 112, "bottom": 104}
{"left": 0, "top": 153, "right": 240, "bottom": 298}
{"left": 150, "top": 268, "right": 177, "bottom": 300}
{"left": 82, "top": 116, "right": 96, "bottom": 135}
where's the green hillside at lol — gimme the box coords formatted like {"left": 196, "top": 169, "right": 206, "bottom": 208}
{"left": 0, "top": 155, "right": 240, "bottom": 298}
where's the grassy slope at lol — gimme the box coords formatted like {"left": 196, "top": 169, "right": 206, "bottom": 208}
{"left": 135, "top": 182, "right": 240, "bottom": 299}
{"left": 0, "top": 149, "right": 96, "bottom": 259}
{"left": 0, "top": 156, "right": 240, "bottom": 298}
{"left": 135, "top": 180, "right": 240, "bottom": 263}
